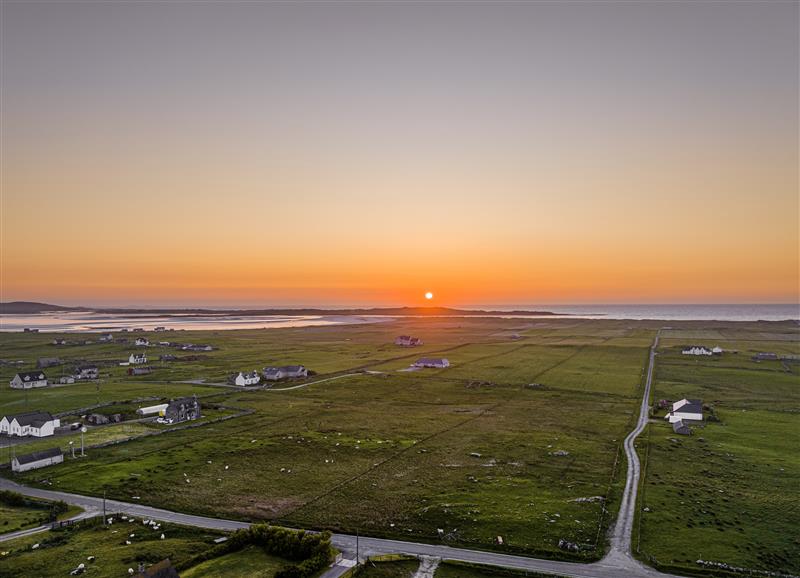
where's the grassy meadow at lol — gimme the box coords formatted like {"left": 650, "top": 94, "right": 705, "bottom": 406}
{"left": 1, "top": 316, "right": 797, "bottom": 572}
{"left": 636, "top": 326, "right": 800, "bottom": 575}
{"left": 0, "top": 517, "right": 227, "bottom": 577}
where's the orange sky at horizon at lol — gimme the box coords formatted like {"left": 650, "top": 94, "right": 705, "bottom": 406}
{"left": 1, "top": 2, "right": 798, "bottom": 307}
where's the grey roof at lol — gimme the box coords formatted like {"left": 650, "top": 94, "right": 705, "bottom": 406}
{"left": 416, "top": 358, "right": 447, "bottom": 365}
{"left": 675, "top": 399, "right": 703, "bottom": 414}
{"left": 14, "top": 447, "right": 62, "bottom": 465}
{"left": 7, "top": 411, "right": 54, "bottom": 426}
{"left": 14, "top": 371, "right": 46, "bottom": 381}
{"left": 672, "top": 420, "right": 691, "bottom": 433}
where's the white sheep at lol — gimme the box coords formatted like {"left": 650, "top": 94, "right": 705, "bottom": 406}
{"left": 31, "top": 543, "right": 39, "bottom": 550}
{"left": 160, "top": 533, "right": 165, "bottom": 540}
{"left": 128, "top": 569, "right": 134, "bottom": 575}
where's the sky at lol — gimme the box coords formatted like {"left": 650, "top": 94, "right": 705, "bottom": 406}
{"left": 1, "top": 1, "right": 798, "bottom": 308}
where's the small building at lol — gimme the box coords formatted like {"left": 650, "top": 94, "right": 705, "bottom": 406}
{"left": 682, "top": 346, "right": 712, "bottom": 356}
{"left": 136, "top": 404, "right": 169, "bottom": 417}
{"left": 59, "top": 376, "right": 76, "bottom": 385}
{"left": 665, "top": 398, "right": 703, "bottom": 423}
{"left": 23, "top": 328, "right": 39, "bottom": 333}
{"left": 98, "top": 334, "right": 114, "bottom": 342}
{"left": 129, "top": 353, "right": 148, "bottom": 364}
{"left": 0, "top": 411, "right": 60, "bottom": 437}
{"left": 711, "top": 346, "right": 723, "bottom": 355}
{"left": 135, "top": 337, "right": 150, "bottom": 346}
{"left": 128, "top": 366, "right": 152, "bottom": 376}
{"left": 412, "top": 358, "right": 450, "bottom": 369}
{"left": 154, "top": 326, "right": 167, "bottom": 332}
{"left": 182, "top": 344, "right": 213, "bottom": 352}
{"left": 672, "top": 419, "right": 692, "bottom": 435}
{"left": 395, "top": 335, "right": 423, "bottom": 347}
{"left": 37, "top": 357, "right": 62, "bottom": 368}
{"left": 76, "top": 365, "right": 99, "bottom": 380}
{"left": 52, "top": 339, "right": 67, "bottom": 346}
{"left": 12, "top": 448, "right": 64, "bottom": 473}
{"left": 752, "top": 352, "right": 779, "bottom": 361}
{"left": 160, "top": 354, "right": 177, "bottom": 362}
{"left": 262, "top": 365, "right": 308, "bottom": 381}
{"left": 10, "top": 371, "right": 48, "bottom": 389}
{"left": 165, "top": 397, "right": 200, "bottom": 423}
{"left": 87, "top": 413, "right": 110, "bottom": 425}
{"left": 233, "top": 371, "right": 260, "bottom": 386}
{"left": 136, "top": 559, "right": 180, "bottom": 578}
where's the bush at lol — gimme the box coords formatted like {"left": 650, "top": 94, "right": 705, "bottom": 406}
{"left": 176, "top": 524, "right": 333, "bottom": 576}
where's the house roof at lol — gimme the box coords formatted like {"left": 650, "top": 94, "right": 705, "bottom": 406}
{"left": 14, "top": 447, "right": 62, "bottom": 465}
{"left": 416, "top": 358, "right": 448, "bottom": 365}
{"left": 672, "top": 398, "right": 702, "bottom": 414}
{"left": 14, "top": 371, "right": 46, "bottom": 381}
{"left": 137, "top": 559, "right": 179, "bottom": 578}
{"left": 7, "top": 411, "right": 54, "bottom": 426}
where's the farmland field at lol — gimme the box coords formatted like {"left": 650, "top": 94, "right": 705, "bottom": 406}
{"left": 1, "top": 317, "right": 797, "bottom": 572}
{"left": 637, "top": 326, "right": 800, "bottom": 575}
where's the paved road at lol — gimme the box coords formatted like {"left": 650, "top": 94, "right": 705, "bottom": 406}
{"left": 0, "top": 335, "right": 677, "bottom": 577}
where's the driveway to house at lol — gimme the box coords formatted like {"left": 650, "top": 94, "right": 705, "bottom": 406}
{"left": 0, "top": 335, "right": 669, "bottom": 578}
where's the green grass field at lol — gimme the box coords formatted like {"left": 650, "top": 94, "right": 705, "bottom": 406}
{"left": 0, "top": 517, "right": 225, "bottom": 577}
{"left": 636, "top": 326, "right": 800, "bottom": 575}
{"left": 1, "top": 317, "right": 797, "bottom": 573}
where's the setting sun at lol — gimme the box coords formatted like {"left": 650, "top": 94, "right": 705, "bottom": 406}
{"left": 425, "top": 292, "right": 433, "bottom": 300}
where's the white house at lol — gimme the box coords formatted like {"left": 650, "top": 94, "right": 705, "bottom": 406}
{"left": 129, "top": 353, "right": 148, "bottom": 364}
{"left": 76, "top": 365, "right": 99, "bottom": 380}
{"left": 682, "top": 346, "right": 712, "bottom": 356}
{"left": 135, "top": 337, "right": 150, "bottom": 346}
{"left": 412, "top": 358, "right": 450, "bottom": 369}
{"left": 665, "top": 398, "right": 703, "bottom": 423}
{"left": 12, "top": 448, "right": 64, "bottom": 473}
{"left": 1, "top": 411, "right": 60, "bottom": 437}
{"left": 711, "top": 346, "right": 723, "bottom": 354}
{"left": 9, "top": 371, "right": 48, "bottom": 389}
{"left": 395, "top": 335, "right": 423, "bottom": 347}
{"left": 262, "top": 365, "right": 308, "bottom": 381}
{"left": 59, "top": 376, "right": 76, "bottom": 384}
{"left": 233, "top": 371, "right": 260, "bottom": 386}
{"left": 136, "top": 404, "right": 169, "bottom": 417}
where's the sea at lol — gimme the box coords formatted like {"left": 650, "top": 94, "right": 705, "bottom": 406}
{"left": 0, "top": 304, "right": 797, "bottom": 332}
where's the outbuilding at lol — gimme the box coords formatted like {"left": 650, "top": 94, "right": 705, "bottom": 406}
{"left": 136, "top": 404, "right": 169, "bottom": 417}
{"left": 672, "top": 419, "right": 692, "bottom": 435}
{"left": 12, "top": 448, "right": 64, "bottom": 473}
{"left": 412, "top": 358, "right": 450, "bottom": 369}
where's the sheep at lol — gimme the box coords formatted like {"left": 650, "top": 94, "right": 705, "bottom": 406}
{"left": 160, "top": 533, "right": 165, "bottom": 540}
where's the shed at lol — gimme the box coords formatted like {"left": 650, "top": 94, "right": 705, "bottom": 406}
{"left": 12, "top": 447, "right": 64, "bottom": 472}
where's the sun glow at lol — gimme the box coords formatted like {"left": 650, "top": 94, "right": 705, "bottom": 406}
{"left": 425, "top": 292, "right": 433, "bottom": 300}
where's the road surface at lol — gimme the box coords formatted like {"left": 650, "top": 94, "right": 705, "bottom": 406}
{"left": 0, "top": 335, "right": 673, "bottom": 577}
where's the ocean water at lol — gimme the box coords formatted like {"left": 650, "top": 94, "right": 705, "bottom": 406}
{"left": 0, "top": 304, "right": 796, "bottom": 332}
{"left": 513, "top": 304, "right": 799, "bottom": 322}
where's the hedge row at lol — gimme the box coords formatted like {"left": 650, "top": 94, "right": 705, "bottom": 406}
{"left": 176, "top": 524, "right": 333, "bottom": 577}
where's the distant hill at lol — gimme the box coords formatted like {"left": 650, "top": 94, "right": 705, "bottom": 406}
{"left": 1, "top": 302, "right": 559, "bottom": 317}
{"left": 0, "top": 301, "right": 87, "bottom": 314}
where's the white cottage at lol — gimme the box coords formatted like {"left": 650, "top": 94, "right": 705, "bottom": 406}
{"left": 665, "top": 398, "right": 703, "bottom": 423}
{"left": 12, "top": 448, "right": 64, "bottom": 473}
{"left": 129, "top": 353, "right": 148, "bottom": 364}
{"left": 1, "top": 411, "right": 60, "bottom": 437}
{"left": 233, "top": 371, "right": 260, "bottom": 386}
{"left": 682, "top": 346, "right": 712, "bottom": 356}
{"left": 412, "top": 358, "right": 450, "bottom": 369}
{"left": 135, "top": 337, "right": 150, "bottom": 346}
{"left": 9, "top": 371, "right": 48, "bottom": 389}
{"left": 262, "top": 365, "right": 308, "bottom": 381}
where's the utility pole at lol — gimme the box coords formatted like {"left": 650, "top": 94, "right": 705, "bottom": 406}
{"left": 80, "top": 427, "right": 86, "bottom": 457}
{"left": 103, "top": 489, "right": 107, "bottom": 524}
{"left": 356, "top": 529, "right": 359, "bottom": 563}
